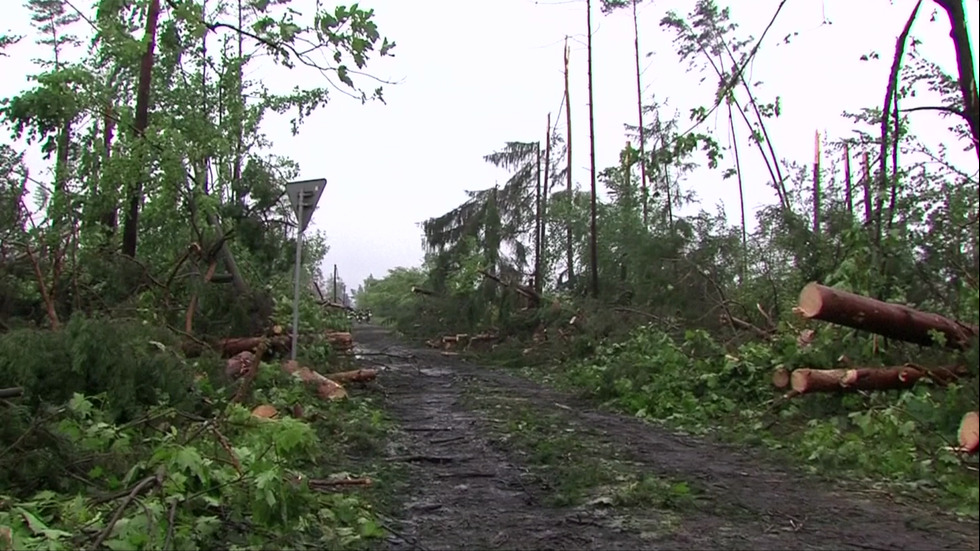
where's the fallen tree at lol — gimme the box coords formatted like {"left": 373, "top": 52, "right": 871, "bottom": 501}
{"left": 788, "top": 365, "right": 966, "bottom": 394}
{"left": 796, "top": 282, "right": 979, "bottom": 350}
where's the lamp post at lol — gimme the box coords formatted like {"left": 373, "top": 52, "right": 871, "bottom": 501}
{"left": 285, "top": 178, "right": 327, "bottom": 361}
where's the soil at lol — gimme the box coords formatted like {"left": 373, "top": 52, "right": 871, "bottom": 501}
{"left": 353, "top": 326, "right": 978, "bottom": 551}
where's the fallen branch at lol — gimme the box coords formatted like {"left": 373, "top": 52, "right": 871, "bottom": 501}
{"left": 796, "top": 282, "right": 979, "bottom": 350}
{"left": 89, "top": 474, "right": 161, "bottom": 551}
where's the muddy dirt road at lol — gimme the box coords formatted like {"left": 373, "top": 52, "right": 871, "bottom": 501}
{"left": 353, "top": 326, "right": 976, "bottom": 551}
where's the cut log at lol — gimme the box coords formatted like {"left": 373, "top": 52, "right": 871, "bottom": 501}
{"left": 771, "top": 367, "right": 791, "bottom": 389}
{"left": 282, "top": 360, "right": 348, "bottom": 401}
{"left": 790, "top": 365, "right": 966, "bottom": 394}
{"left": 797, "top": 282, "right": 979, "bottom": 350}
{"left": 957, "top": 411, "right": 978, "bottom": 455}
{"left": 326, "top": 368, "right": 378, "bottom": 384}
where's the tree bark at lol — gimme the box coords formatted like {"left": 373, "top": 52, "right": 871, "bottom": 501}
{"left": 797, "top": 282, "right": 979, "bottom": 350}
{"left": 121, "top": 0, "right": 162, "bottom": 257}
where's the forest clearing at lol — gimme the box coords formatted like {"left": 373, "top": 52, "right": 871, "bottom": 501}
{"left": 0, "top": 0, "right": 978, "bottom": 549}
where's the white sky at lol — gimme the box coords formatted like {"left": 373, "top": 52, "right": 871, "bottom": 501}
{"left": 2, "top": 0, "right": 978, "bottom": 291}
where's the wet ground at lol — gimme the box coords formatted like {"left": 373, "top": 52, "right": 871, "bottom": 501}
{"left": 353, "top": 326, "right": 977, "bottom": 551}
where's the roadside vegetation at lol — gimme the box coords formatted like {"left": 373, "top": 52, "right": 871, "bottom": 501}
{"left": 0, "top": 0, "right": 399, "bottom": 548}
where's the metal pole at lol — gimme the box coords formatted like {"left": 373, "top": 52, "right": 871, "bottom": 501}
{"left": 291, "top": 200, "right": 304, "bottom": 361}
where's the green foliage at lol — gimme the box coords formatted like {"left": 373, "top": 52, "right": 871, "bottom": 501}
{"left": 0, "top": 316, "right": 197, "bottom": 423}
{"left": 0, "top": 341, "right": 391, "bottom": 550}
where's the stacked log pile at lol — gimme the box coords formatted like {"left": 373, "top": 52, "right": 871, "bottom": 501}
{"left": 775, "top": 282, "right": 979, "bottom": 455}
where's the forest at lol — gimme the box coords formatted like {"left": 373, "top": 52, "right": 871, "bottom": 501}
{"left": 0, "top": 0, "right": 977, "bottom": 549}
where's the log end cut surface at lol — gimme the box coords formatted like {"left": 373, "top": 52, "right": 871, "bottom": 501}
{"left": 959, "top": 411, "right": 979, "bottom": 455}
{"left": 797, "top": 282, "right": 825, "bottom": 318}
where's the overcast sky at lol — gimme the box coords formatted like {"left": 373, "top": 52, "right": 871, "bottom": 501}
{"left": 2, "top": 0, "right": 978, "bottom": 291}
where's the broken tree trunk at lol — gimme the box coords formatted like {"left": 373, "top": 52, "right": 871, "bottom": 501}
{"left": 796, "top": 282, "right": 979, "bottom": 350}
{"left": 790, "top": 365, "right": 966, "bottom": 394}
{"left": 957, "top": 411, "right": 978, "bottom": 455}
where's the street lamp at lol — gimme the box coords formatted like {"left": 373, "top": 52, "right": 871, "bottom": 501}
{"left": 285, "top": 178, "right": 327, "bottom": 361}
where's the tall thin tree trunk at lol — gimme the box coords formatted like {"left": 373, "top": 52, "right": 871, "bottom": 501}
{"left": 843, "top": 143, "right": 853, "bottom": 218}
{"left": 812, "top": 130, "right": 821, "bottom": 233}
{"left": 563, "top": 38, "right": 575, "bottom": 285}
{"left": 861, "top": 150, "right": 874, "bottom": 226}
{"left": 535, "top": 142, "right": 542, "bottom": 292}
{"left": 727, "top": 105, "right": 747, "bottom": 281}
{"left": 121, "top": 0, "right": 162, "bottom": 257}
{"left": 586, "top": 0, "right": 599, "bottom": 299}
{"left": 630, "top": 0, "right": 649, "bottom": 226}
{"left": 876, "top": 0, "right": 919, "bottom": 245}
{"left": 541, "top": 113, "right": 552, "bottom": 294}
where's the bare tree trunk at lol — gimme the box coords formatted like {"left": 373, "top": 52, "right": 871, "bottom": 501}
{"left": 541, "top": 113, "right": 552, "bottom": 295}
{"left": 630, "top": 0, "right": 649, "bottom": 226}
{"left": 535, "top": 142, "right": 542, "bottom": 292}
{"left": 876, "top": 0, "right": 920, "bottom": 245}
{"left": 812, "top": 130, "right": 821, "bottom": 233}
{"left": 727, "top": 105, "right": 747, "bottom": 281}
{"left": 586, "top": 0, "right": 599, "bottom": 299}
{"left": 563, "top": 38, "right": 575, "bottom": 285}
{"left": 121, "top": 0, "right": 162, "bottom": 257}
{"left": 861, "top": 151, "right": 873, "bottom": 225}
{"left": 843, "top": 143, "right": 853, "bottom": 218}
